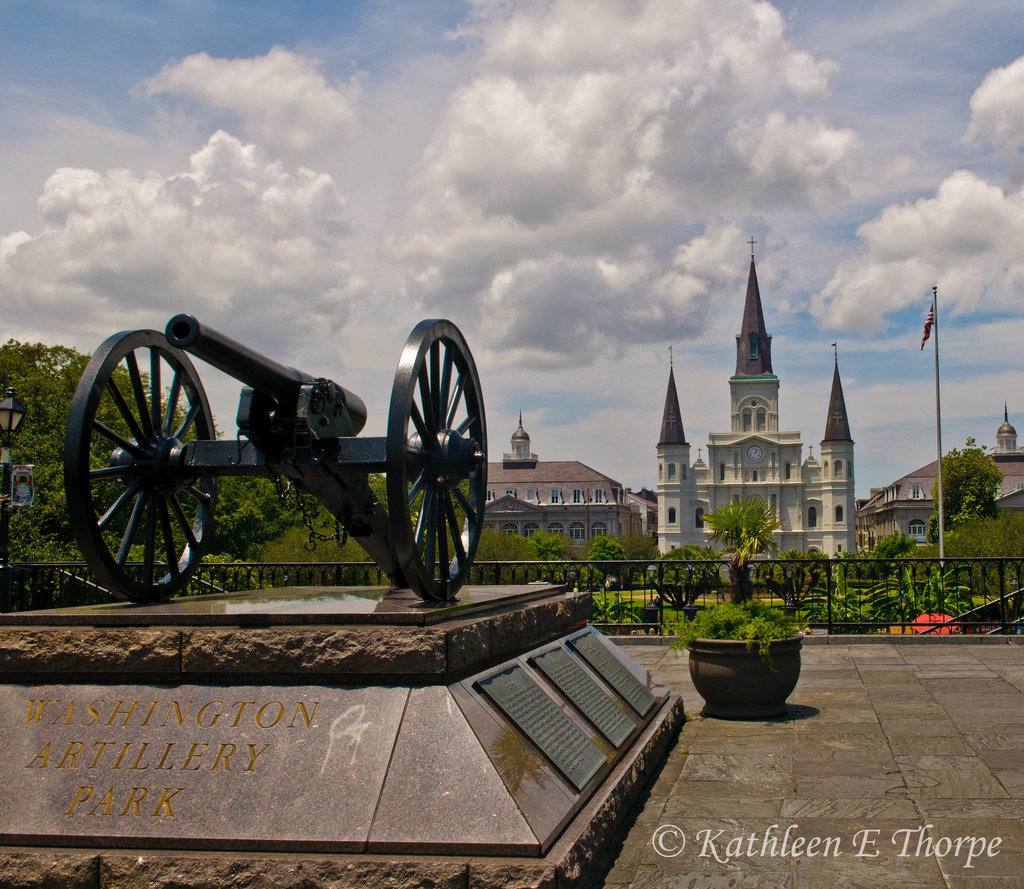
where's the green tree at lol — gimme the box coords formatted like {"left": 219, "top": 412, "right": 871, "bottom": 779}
{"left": 474, "top": 526, "right": 536, "bottom": 561}
{"left": 928, "top": 438, "right": 1002, "bottom": 542}
{"left": 619, "top": 533, "right": 659, "bottom": 561}
{"left": 0, "top": 341, "right": 93, "bottom": 560}
{"left": 871, "top": 531, "right": 918, "bottom": 559}
{"left": 700, "top": 497, "right": 782, "bottom": 603}
{"left": 529, "top": 531, "right": 566, "bottom": 560}
{"left": 943, "top": 511, "right": 1024, "bottom": 557}
{"left": 587, "top": 536, "right": 626, "bottom": 562}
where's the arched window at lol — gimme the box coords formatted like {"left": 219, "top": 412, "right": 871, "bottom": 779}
{"left": 591, "top": 522, "right": 607, "bottom": 536}
{"left": 719, "top": 463, "right": 726, "bottom": 481}
{"left": 835, "top": 505, "right": 844, "bottom": 523}
{"left": 667, "top": 507, "right": 677, "bottom": 524}
{"left": 742, "top": 409, "right": 752, "bottom": 431}
{"left": 502, "top": 523, "right": 518, "bottom": 535}
{"left": 548, "top": 522, "right": 563, "bottom": 535}
{"left": 756, "top": 410, "right": 766, "bottom": 431}
{"left": 695, "top": 508, "right": 704, "bottom": 528}
{"left": 752, "top": 470, "right": 758, "bottom": 482}
{"left": 569, "top": 522, "right": 586, "bottom": 542}
{"left": 524, "top": 523, "right": 539, "bottom": 537}
{"left": 808, "top": 506, "right": 817, "bottom": 528}
{"left": 658, "top": 463, "right": 663, "bottom": 479}
{"left": 668, "top": 463, "right": 676, "bottom": 479}
{"left": 835, "top": 459, "right": 843, "bottom": 477}
{"left": 749, "top": 333, "right": 759, "bottom": 359}
{"left": 785, "top": 462, "right": 791, "bottom": 480}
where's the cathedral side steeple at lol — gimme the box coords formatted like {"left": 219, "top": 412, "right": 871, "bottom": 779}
{"left": 659, "top": 365, "right": 687, "bottom": 446}
{"left": 735, "top": 256, "right": 773, "bottom": 377}
{"left": 823, "top": 359, "right": 853, "bottom": 442}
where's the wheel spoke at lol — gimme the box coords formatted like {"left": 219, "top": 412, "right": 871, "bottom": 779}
{"left": 446, "top": 371, "right": 466, "bottom": 429}
{"left": 445, "top": 493, "right": 466, "bottom": 567}
{"left": 98, "top": 482, "right": 143, "bottom": 531}
{"left": 430, "top": 340, "right": 442, "bottom": 432}
{"left": 415, "top": 486, "right": 435, "bottom": 548}
{"left": 435, "top": 494, "right": 449, "bottom": 578}
{"left": 408, "top": 469, "right": 427, "bottom": 507}
{"left": 417, "top": 363, "right": 439, "bottom": 437}
{"left": 143, "top": 495, "right": 158, "bottom": 588}
{"left": 183, "top": 485, "right": 212, "bottom": 508}
{"left": 162, "top": 366, "right": 183, "bottom": 437}
{"left": 117, "top": 490, "right": 149, "bottom": 566}
{"left": 451, "top": 485, "right": 477, "bottom": 524}
{"left": 456, "top": 413, "right": 477, "bottom": 436}
{"left": 158, "top": 498, "right": 179, "bottom": 575}
{"left": 408, "top": 402, "right": 431, "bottom": 448}
{"left": 93, "top": 420, "right": 145, "bottom": 456}
{"left": 106, "top": 378, "right": 147, "bottom": 443}
{"left": 125, "top": 351, "right": 156, "bottom": 440}
{"left": 169, "top": 494, "right": 199, "bottom": 549}
{"left": 172, "top": 402, "right": 201, "bottom": 441}
{"left": 439, "top": 343, "right": 454, "bottom": 430}
{"left": 150, "top": 349, "right": 162, "bottom": 434}
{"left": 89, "top": 465, "right": 136, "bottom": 481}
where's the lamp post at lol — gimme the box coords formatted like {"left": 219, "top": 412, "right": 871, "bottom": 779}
{"left": 0, "top": 387, "right": 28, "bottom": 612}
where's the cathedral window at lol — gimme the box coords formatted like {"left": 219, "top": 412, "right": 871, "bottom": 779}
{"left": 808, "top": 506, "right": 817, "bottom": 528}
{"left": 719, "top": 463, "right": 725, "bottom": 481}
{"left": 756, "top": 410, "right": 766, "bottom": 431}
{"left": 667, "top": 508, "right": 676, "bottom": 524}
{"left": 752, "top": 470, "right": 758, "bottom": 482}
{"left": 680, "top": 464, "right": 687, "bottom": 479}
{"left": 695, "top": 508, "right": 704, "bottom": 528}
{"left": 749, "top": 333, "right": 758, "bottom": 359}
{"left": 785, "top": 462, "right": 791, "bottom": 480}
{"left": 668, "top": 463, "right": 676, "bottom": 479}
{"left": 658, "top": 463, "right": 663, "bottom": 479}
{"left": 835, "top": 460, "right": 843, "bottom": 477}
{"left": 742, "top": 409, "right": 752, "bottom": 431}
{"left": 835, "top": 505, "right": 844, "bottom": 523}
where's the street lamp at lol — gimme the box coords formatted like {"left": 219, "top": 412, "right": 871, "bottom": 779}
{"left": 0, "top": 387, "right": 28, "bottom": 612}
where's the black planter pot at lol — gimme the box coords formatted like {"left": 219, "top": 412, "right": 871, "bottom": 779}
{"left": 687, "top": 635, "right": 803, "bottom": 719}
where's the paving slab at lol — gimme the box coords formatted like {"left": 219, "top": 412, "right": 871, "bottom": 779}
{"left": 597, "top": 639, "right": 1024, "bottom": 889}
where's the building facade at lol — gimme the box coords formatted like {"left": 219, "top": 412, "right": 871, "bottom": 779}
{"left": 657, "top": 255, "right": 856, "bottom": 556}
{"left": 484, "top": 418, "right": 644, "bottom": 541}
{"left": 856, "top": 408, "right": 1024, "bottom": 549}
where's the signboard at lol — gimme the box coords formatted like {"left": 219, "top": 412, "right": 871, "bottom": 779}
{"left": 570, "top": 630, "right": 657, "bottom": 717}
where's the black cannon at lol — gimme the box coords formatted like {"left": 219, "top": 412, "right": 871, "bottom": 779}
{"left": 63, "top": 316, "right": 487, "bottom": 603}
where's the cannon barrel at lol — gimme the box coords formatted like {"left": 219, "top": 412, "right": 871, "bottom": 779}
{"left": 165, "top": 314, "right": 368, "bottom": 434}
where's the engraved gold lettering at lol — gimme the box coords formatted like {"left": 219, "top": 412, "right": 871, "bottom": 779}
{"left": 211, "top": 743, "right": 236, "bottom": 771}
{"left": 139, "top": 700, "right": 159, "bottom": 727}
{"left": 256, "top": 701, "right": 284, "bottom": 728}
{"left": 58, "top": 741, "right": 84, "bottom": 769}
{"left": 154, "top": 743, "right": 176, "bottom": 770}
{"left": 196, "top": 701, "right": 223, "bottom": 728}
{"left": 120, "top": 787, "right": 147, "bottom": 816}
{"left": 229, "top": 701, "right": 255, "bottom": 726}
{"left": 111, "top": 741, "right": 132, "bottom": 769}
{"left": 88, "top": 788, "right": 114, "bottom": 816}
{"left": 289, "top": 701, "right": 319, "bottom": 728}
{"left": 162, "top": 701, "right": 194, "bottom": 727}
{"left": 182, "top": 743, "right": 208, "bottom": 770}
{"left": 25, "top": 699, "right": 58, "bottom": 724}
{"left": 89, "top": 742, "right": 113, "bottom": 769}
{"left": 245, "top": 743, "right": 270, "bottom": 771}
{"left": 105, "top": 700, "right": 138, "bottom": 726}
{"left": 54, "top": 700, "right": 75, "bottom": 725}
{"left": 130, "top": 743, "right": 151, "bottom": 770}
{"left": 26, "top": 742, "right": 51, "bottom": 768}
{"left": 152, "top": 787, "right": 183, "bottom": 816}
{"left": 82, "top": 699, "right": 103, "bottom": 727}
{"left": 65, "top": 786, "right": 93, "bottom": 814}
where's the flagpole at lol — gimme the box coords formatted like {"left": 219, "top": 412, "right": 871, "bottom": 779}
{"left": 932, "top": 285, "right": 944, "bottom": 560}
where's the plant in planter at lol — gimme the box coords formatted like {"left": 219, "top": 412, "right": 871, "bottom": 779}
{"left": 673, "top": 497, "right": 803, "bottom": 718}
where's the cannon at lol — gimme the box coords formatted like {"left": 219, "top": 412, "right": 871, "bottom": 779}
{"left": 63, "top": 316, "right": 487, "bottom": 603}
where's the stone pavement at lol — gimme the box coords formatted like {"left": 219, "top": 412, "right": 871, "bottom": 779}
{"left": 598, "top": 639, "right": 1024, "bottom": 889}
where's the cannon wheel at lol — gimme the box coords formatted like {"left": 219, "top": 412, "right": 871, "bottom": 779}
{"left": 387, "top": 320, "right": 487, "bottom": 601}
{"left": 64, "top": 329, "right": 216, "bottom": 602}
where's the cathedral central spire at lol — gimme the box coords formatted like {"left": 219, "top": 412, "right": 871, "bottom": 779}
{"left": 735, "top": 257, "right": 773, "bottom": 376}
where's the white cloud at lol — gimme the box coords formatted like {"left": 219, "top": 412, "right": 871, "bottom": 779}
{"left": 388, "top": 0, "right": 856, "bottom": 364}
{"left": 812, "top": 169, "right": 1024, "bottom": 331}
{"left": 965, "top": 54, "right": 1024, "bottom": 154}
{"left": 145, "top": 47, "right": 363, "bottom": 157}
{"left": 0, "top": 131, "right": 367, "bottom": 351}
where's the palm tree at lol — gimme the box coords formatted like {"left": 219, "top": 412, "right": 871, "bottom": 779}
{"left": 701, "top": 497, "right": 782, "bottom": 603}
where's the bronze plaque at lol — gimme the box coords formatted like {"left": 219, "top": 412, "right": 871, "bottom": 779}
{"left": 532, "top": 647, "right": 634, "bottom": 747}
{"left": 478, "top": 664, "right": 606, "bottom": 791}
{"left": 571, "top": 630, "right": 656, "bottom": 716}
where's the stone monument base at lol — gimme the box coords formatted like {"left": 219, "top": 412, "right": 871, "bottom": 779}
{"left": 0, "top": 585, "right": 684, "bottom": 888}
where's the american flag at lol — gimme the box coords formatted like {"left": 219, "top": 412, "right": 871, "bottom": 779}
{"left": 920, "top": 303, "right": 935, "bottom": 350}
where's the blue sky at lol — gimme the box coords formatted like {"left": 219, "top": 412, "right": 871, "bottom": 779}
{"left": 2, "top": 0, "right": 1023, "bottom": 500}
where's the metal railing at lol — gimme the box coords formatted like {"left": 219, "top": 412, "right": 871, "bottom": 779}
{"left": 2, "top": 557, "right": 1022, "bottom": 635}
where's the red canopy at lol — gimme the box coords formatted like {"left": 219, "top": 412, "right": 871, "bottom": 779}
{"left": 910, "top": 612, "right": 958, "bottom": 634}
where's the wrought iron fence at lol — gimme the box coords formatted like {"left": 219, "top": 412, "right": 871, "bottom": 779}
{"left": 3, "top": 557, "right": 1022, "bottom": 636}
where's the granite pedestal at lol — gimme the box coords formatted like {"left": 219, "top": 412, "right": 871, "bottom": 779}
{"left": 0, "top": 585, "right": 684, "bottom": 888}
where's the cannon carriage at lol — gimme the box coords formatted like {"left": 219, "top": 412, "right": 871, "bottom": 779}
{"left": 63, "top": 316, "right": 487, "bottom": 603}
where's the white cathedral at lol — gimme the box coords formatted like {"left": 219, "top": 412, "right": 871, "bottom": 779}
{"left": 657, "top": 254, "right": 856, "bottom": 556}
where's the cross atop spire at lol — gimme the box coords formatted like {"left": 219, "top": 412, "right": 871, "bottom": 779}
{"left": 748, "top": 236, "right": 757, "bottom": 257}
{"left": 659, "top": 365, "right": 687, "bottom": 446}
{"left": 735, "top": 254, "right": 773, "bottom": 376}
{"left": 823, "top": 358, "right": 853, "bottom": 442}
